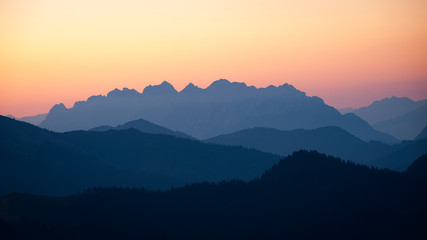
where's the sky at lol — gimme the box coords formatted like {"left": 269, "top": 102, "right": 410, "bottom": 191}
{"left": 1, "top": 0, "right": 426, "bottom": 117}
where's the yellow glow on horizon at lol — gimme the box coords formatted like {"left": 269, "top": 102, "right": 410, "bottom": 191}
{"left": 1, "top": 0, "right": 426, "bottom": 117}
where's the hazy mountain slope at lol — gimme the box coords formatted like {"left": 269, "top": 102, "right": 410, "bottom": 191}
{"left": 18, "top": 113, "right": 48, "bottom": 126}
{"left": 207, "top": 126, "right": 392, "bottom": 164}
{"left": 368, "top": 139, "right": 427, "bottom": 171}
{"left": 39, "top": 79, "right": 397, "bottom": 143}
{"left": 373, "top": 105, "right": 427, "bottom": 140}
{"left": 0, "top": 116, "right": 182, "bottom": 195}
{"left": 1, "top": 151, "right": 426, "bottom": 239}
{"left": 59, "top": 129, "right": 278, "bottom": 183}
{"left": 0, "top": 115, "right": 279, "bottom": 195}
{"left": 208, "top": 126, "right": 426, "bottom": 171}
{"left": 90, "top": 118, "right": 193, "bottom": 139}
{"left": 351, "top": 97, "right": 427, "bottom": 125}
{"left": 415, "top": 126, "right": 427, "bottom": 140}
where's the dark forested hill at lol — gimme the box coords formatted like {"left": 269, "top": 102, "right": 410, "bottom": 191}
{"left": 1, "top": 151, "right": 426, "bottom": 239}
{"left": 0, "top": 115, "right": 279, "bottom": 195}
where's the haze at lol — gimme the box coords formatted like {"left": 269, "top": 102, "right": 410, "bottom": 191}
{"left": 1, "top": 0, "right": 426, "bottom": 117}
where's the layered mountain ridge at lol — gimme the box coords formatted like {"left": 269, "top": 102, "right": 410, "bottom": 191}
{"left": 39, "top": 79, "right": 397, "bottom": 143}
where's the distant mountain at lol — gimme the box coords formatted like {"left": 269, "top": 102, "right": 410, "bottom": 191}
{"left": 0, "top": 115, "right": 279, "bottom": 195}
{"left": 415, "top": 126, "right": 427, "bottom": 140}
{"left": 351, "top": 96, "right": 427, "bottom": 125}
{"left": 207, "top": 126, "right": 392, "bottom": 164}
{"left": 18, "top": 113, "right": 47, "bottom": 126}
{"left": 207, "top": 126, "right": 427, "bottom": 171}
{"left": 90, "top": 118, "right": 193, "bottom": 139}
{"left": 1, "top": 151, "right": 426, "bottom": 239}
{"left": 373, "top": 105, "right": 427, "bottom": 140}
{"left": 39, "top": 79, "right": 397, "bottom": 144}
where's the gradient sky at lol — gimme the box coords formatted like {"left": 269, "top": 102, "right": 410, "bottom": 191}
{"left": 1, "top": 0, "right": 426, "bottom": 117}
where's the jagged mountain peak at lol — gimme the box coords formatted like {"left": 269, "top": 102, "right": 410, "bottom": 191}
{"left": 143, "top": 81, "right": 178, "bottom": 95}
{"left": 107, "top": 88, "right": 140, "bottom": 98}
{"left": 181, "top": 82, "right": 202, "bottom": 94}
{"left": 50, "top": 103, "right": 67, "bottom": 112}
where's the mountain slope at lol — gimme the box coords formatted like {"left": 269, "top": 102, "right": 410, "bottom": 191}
{"left": 18, "top": 113, "right": 48, "bottom": 126}
{"left": 351, "top": 96, "right": 427, "bottom": 125}
{"left": 207, "top": 126, "right": 392, "bottom": 164}
{"left": 368, "top": 138, "right": 427, "bottom": 171}
{"left": 373, "top": 104, "right": 427, "bottom": 140}
{"left": 0, "top": 115, "right": 279, "bottom": 195}
{"left": 90, "top": 118, "right": 193, "bottom": 139}
{"left": 207, "top": 126, "right": 427, "bottom": 171}
{"left": 415, "top": 126, "right": 427, "bottom": 140}
{"left": 39, "top": 79, "right": 397, "bottom": 143}
{"left": 1, "top": 151, "right": 426, "bottom": 239}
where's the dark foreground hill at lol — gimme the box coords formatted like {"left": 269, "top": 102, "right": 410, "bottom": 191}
{"left": 0, "top": 115, "right": 279, "bottom": 195}
{"left": 1, "top": 151, "right": 426, "bottom": 240}
{"left": 207, "top": 126, "right": 427, "bottom": 171}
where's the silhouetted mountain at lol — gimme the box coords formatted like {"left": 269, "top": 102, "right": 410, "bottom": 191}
{"left": 415, "top": 126, "right": 427, "bottom": 140}
{"left": 90, "top": 118, "right": 193, "bottom": 139}
{"left": 180, "top": 82, "right": 203, "bottom": 95}
{"left": 368, "top": 138, "right": 427, "bottom": 171}
{"left": 1, "top": 151, "right": 426, "bottom": 239}
{"left": 373, "top": 104, "right": 427, "bottom": 140}
{"left": 207, "top": 126, "right": 392, "bottom": 164}
{"left": 406, "top": 154, "right": 427, "bottom": 181}
{"left": 207, "top": 126, "right": 427, "bottom": 171}
{"left": 142, "top": 81, "right": 178, "bottom": 96}
{"left": 0, "top": 115, "right": 279, "bottom": 195}
{"left": 351, "top": 96, "right": 427, "bottom": 125}
{"left": 39, "top": 79, "right": 397, "bottom": 143}
{"left": 18, "top": 113, "right": 47, "bottom": 126}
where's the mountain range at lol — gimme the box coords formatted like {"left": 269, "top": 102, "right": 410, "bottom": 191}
{"left": 373, "top": 104, "right": 427, "bottom": 140}
{"left": 0, "top": 115, "right": 279, "bottom": 195}
{"left": 206, "top": 126, "right": 427, "bottom": 171}
{"left": 343, "top": 96, "right": 427, "bottom": 140}
{"left": 2, "top": 114, "right": 425, "bottom": 197}
{"left": 38, "top": 79, "right": 397, "bottom": 144}
{"left": 350, "top": 96, "right": 427, "bottom": 125}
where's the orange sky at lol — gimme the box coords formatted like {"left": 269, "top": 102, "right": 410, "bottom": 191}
{"left": 1, "top": 0, "right": 427, "bottom": 117}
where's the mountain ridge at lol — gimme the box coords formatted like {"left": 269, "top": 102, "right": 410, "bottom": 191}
{"left": 0, "top": 115, "right": 279, "bottom": 195}
{"left": 39, "top": 79, "right": 397, "bottom": 144}
{"left": 207, "top": 126, "right": 427, "bottom": 171}
{"left": 90, "top": 118, "right": 193, "bottom": 139}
